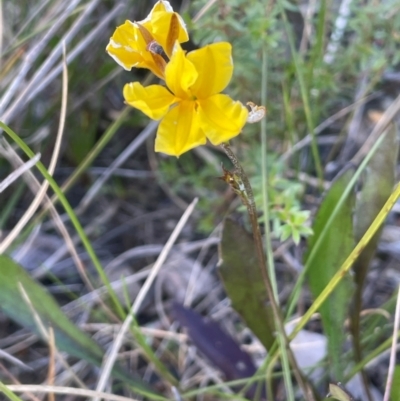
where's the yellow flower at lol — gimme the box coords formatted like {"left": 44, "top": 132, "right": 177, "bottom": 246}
{"left": 106, "top": 1, "right": 188, "bottom": 79}
{"left": 123, "top": 42, "right": 249, "bottom": 157}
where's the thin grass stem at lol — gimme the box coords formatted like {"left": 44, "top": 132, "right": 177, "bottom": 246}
{"left": 259, "top": 21, "right": 294, "bottom": 400}
{"left": 277, "top": 0, "right": 323, "bottom": 184}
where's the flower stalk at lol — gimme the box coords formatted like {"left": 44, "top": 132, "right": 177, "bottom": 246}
{"left": 221, "top": 142, "right": 316, "bottom": 401}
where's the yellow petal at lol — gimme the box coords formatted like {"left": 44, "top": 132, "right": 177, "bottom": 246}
{"left": 187, "top": 42, "right": 233, "bottom": 98}
{"left": 165, "top": 42, "right": 197, "bottom": 99}
{"left": 106, "top": 20, "right": 165, "bottom": 78}
{"left": 141, "top": 0, "right": 174, "bottom": 22}
{"left": 106, "top": 21, "right": 144, "bottom": 69}
{"left": 123, "top": 82, "right": 176, "bottom": 120}
{"left": 150, "top": 12, "right": 189, "bottom": 56}
{"left": 107, "top": 44, "right": 165, "bottom": 78}
{"left": 155, "top": 100, "right": 206, "bottom": 156}
{"left": 198, "top": 94, "right": 249, "bottom": 145}
{"left": 106, "top": 42, "right": 140, "bottom": 70}
{"left": 140, "top": 1, "right": 188, "bottom": 56}
{"left": 151, "top": 1, "right": 173, "bottom": 13}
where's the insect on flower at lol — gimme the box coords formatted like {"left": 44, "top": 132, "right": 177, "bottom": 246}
{"left": 246, "top": 102, "right": 266, "bottom": 123}
{"left": 106, "top": 1, "right": 188, "bottom": 79}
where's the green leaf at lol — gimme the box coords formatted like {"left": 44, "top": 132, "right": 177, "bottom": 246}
{"left": 304, "top": 168, "right": 356, "bottom": 380}
{"left": 280, "top": 224, "right": 292, "bottom": 242}
{"left": 354, "top": 123, "right": 398, "bottom": 279}
{"left": 292, "top": 228, "right": 300, "bottom": 245}
{"left": 390, "top": 365, "right": 400, "bottom": 400}
{"left": 351, "top": 124, "right": 399, "bottom": 360}
{"left": 0, "top": 255, "right": 157, "bottom": 397}
{"left": 219, "top": 219, "right": 275, "bottom": 350}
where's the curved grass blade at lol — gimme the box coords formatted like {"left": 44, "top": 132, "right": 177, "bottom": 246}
{"left": 304, "top": 167, "right": 356, "bottom": 381}
{"left": 0, "top": 255, "right": 157, "bottom": 398}
{"left": 0, "top": 120, "right": 124, "bottom": 319}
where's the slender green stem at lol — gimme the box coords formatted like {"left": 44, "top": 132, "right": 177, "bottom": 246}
{"left": 0, "top": 121, "right": 125, "bottom": 319}
{"left": 259, "top": 27, "right": 294, "bottom": 401}
{"left": 0, "top": 382, "right": 23, "bottom": 401}
{"left": 260, "top": 37, "right": 278, "bottom": 303}
{"left": 221, "top": 143, "right": 265, "bottom": 273}
{"left": 130, "top": 316, "right": 179, "bottom": 386}
{"left": 266, "top": 344, "right": 281, "bottom": 400}
{"left": 278, "top": 0, "right": 323, "bottom": 184}
{"left": 0, "top": 181, "right": 25, "bottom": 229}
{"left": 306, "top": 0, "right": 326, "bottom": 86}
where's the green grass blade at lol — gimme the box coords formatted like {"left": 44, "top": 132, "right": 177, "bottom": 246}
{"left": 390, "top": 365, "right": 400, "bottom": 400}
{"left": 351, "top": 123, "right": 398, "bottom": 389}
{"left": 0, "top": 382, "right": 24, "bottom": 401}
{"left": 353, "top": 124, "right": 398, "bottom": 278}
{"left": 260, "top": 18, "right": 294, "bottom": 400}
{"left": 130, "top": 315, "right": 179, "bottom": 386}
{"left": 278, "top": 0, "right": 323, "bottom": 182}
{"left": 304, "top": 167, "right": 356, "bottom": 380}
{"left": 0, "top": 120, "right": 124, "bottom": 319}
{"left": 0, "top": 181, "right": 25, "bottom": 229}
{"left": 0, "top": 255, "right": 157, "bottom": 398}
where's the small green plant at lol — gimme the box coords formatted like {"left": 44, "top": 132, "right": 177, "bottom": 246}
{"left": 250, "top": 154, "right": 313, "bottom": 244}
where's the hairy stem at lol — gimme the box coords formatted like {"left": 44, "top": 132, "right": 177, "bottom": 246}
{"left": 221, "top": 142, "right": 315, "bottom": 401}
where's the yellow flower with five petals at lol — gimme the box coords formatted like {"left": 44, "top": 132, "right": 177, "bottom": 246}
{"left": 106, "top": 1, "right": 188, "bottom": 79}
{"left": 123, "top": 42, "right": 249, "bottom": 157}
